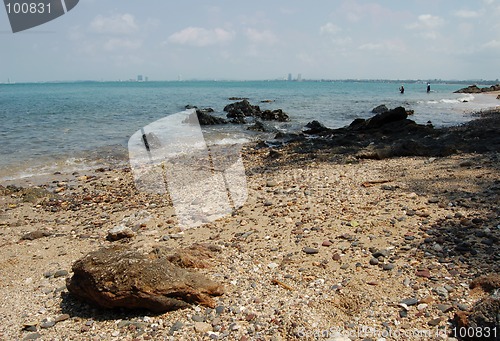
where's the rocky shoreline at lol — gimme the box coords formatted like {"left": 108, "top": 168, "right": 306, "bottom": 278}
{"left": 0, "top": 104, "right": 499, "bottom": 340}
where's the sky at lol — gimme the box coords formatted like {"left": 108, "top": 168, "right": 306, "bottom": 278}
{"left": 1, "top": 0, "right": 500, "bottom": 82}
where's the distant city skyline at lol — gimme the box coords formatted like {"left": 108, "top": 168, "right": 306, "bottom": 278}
{"left": 2, "top": 1, "right": 500, "bottom": 82}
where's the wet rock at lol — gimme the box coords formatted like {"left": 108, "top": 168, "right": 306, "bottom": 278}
{"left": 193, "top": 109, "right": 228, "bottom": 125}
{"left": 257, "top": 109, "right": 290, "bottom": 122}
{"left": 303, "top": 121, "right": 331, "bottom": 135}
{"left": 66, "top": 245, "right": 224, "bottom": 312}
{"left": 371, "top": 104, "right": 389, "bottom": 114}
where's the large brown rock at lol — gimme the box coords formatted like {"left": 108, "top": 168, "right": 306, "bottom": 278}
{"left": 66, "top": 245, "right": 224, "bottom": 312}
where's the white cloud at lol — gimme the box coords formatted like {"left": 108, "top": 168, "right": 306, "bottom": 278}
{"left": 90, "top": 14, "right": 138, "bottom": 34}
{"left": 168, "top": 27, "right": 235, "bottom": 47}
{"left": 454, "top": 10, "right": 481, "bottom": 18}
{"left": 320, "top": 22, "right": 341, "bottom": 35}
{"left": 245, "top": 28, "right": 277, "bottom": 45}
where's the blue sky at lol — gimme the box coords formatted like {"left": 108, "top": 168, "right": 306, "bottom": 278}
{"left": 1, "top": 0, "right": 500, "bottom": 82}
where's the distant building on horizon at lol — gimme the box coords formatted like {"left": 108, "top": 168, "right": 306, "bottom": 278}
{"left": 297, "top": 73, "right": 302, "bottom": 82}
{"left": 288, "top": 73, "right": 292, "bottom": 81}
{"left": 137, "top": 75, "right": 143, "bottom": 82}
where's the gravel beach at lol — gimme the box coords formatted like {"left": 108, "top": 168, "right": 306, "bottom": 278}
{"left": 1, "top": 109, "right": 499, "bottom": 340}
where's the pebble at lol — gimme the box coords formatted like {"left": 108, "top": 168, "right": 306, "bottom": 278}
{"left": 434, "top": 287, "right": 449, "bottom": 298}
{"left": 382, "top": 263, "right": 394, "bottom": 271}
{"left": 417, "top": 303, "right": 428, "bottom": 311}
{"left": 415, "top": 269, "right": 431, "bottom": 278}
{"left": 428, "top": 197, "right": 440, "bottom": 204}
{"left": 321, "top": 240, "right": 332, "bottom": 247}
{"left": 400, "top": 298, "right": 418, "bottom": 306}
{"left": 169, "top": 321, "right": 184, "bottom": 335}
{"left": 369, "top": 258, "right": 379, "bottom": 265}
{"left": 22, "top": 333, "right": 42, "bottom": 340}
{"left": 215, "top": 306, "right": 225, "bottom": 315}
{"left": 427, "top": 317, "right": 441, "bottom": 326}
{"left": 194, "top": 322, "right": 212, "bottom": 333}
{"left": 54, "top": 270, "right": 69, "bottom": 278}
{"left": 303, "top": 247, "right": 319, "bottom": 254}
{"left": 266, "top": 180, "right": 278, "bottom": 187}
{"left": 436, "top": 304, "right": 453, "bottom": 313}
{"left": 332, "top": 253, "right": 341, "bottom": 261}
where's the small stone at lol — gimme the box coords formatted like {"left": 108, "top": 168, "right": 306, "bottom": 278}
{"left": 22, "top": 322, "right": 38, "bottom": 332}
{"left": 54, "top": 314, "right": 70, "bottom": 323}
{"left": 54, "top": 270, "right": 69, "bottom": 278}
{"left": 399, "top": 310, "right": 408, "bottom": 318}
{"left": 303, "top": 247, "right": 319, "bottom": 255}
{"left": 111, "top": 331, "right": 120, "bottom": 337}
{"left": 40, "top": 320, "right": 55, "bottom": 328}
{"left": 382, "top": 263, "right": 394, "bottom": 271}
{"left": 22, "top": 333, "right": 42, "bottom": 340}
{"left": 169, "top": 321, "right": 184, "bottom": 335}
{"left": 367, "top": 281, "right": 378, "bottom": 286}
{"left": 427, "top": 317, "right": 441, "bottom": 326}
{"left": 192, "top": 315, "right": 205, "bottom": 322}
{"left": 436, "top": 304, "right": 453, "bottom": 313}
{"left": 416, "top": 269, "right": 431, "bottom": 278}
{"left": 400, "top": 298, "right": 418, "bottom": 306}
{"left": 266, "top": 180, "right": 278, "bottom": 187}
{"left": 434, "top": 287, "right": 449, "bottom": 298}
{"left": 428, "top": 197, "right": 439, "bottom": 204}
{"left": 215, "top": 306, "right": 225, "bottom": 315}
{"left": 369, "top": 258, "right": 379, "bottom": 265}
{"left": 322, "top": 240, "right": 332, "bottom": 247}
{"left": 340, "top": 264, "right": 349, "bottom": 270}
{"left": 194, "top": 322, "right": 212, "bottom": 333}
{"left": 332, "top": 253, "right": 341, "bottom": 261}
{"left": 107, "top": 225, "right": 135, "bottom": 241}
{"left": 417, "top": 303, "right": 428, "bottom": 311}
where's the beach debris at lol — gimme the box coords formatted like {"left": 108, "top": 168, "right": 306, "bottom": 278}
{"left": 271, "top": 278, "right": 294, "bottom": 291}
{"left": 361, "top": 179, "right": 392, "bottom": 187}
{"left": 66, "top": 245, "right": 224, "bottom": 312}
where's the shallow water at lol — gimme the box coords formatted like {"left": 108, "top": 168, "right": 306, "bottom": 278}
{"left": 0, "top": 80, "right": 497, "bottom": 180}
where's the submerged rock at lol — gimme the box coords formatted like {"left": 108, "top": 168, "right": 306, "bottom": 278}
{"left": 66, "top": 245, "right": 224, "bottom": 312}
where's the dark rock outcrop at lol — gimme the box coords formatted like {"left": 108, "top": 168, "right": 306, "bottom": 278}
{"left": 257, "top": 109, "right": 290, "bottom": 122}
{"left": 224, "top": 100, "right": 290, "bottom": 123}
{"left": 454, "top": 84, "right": 500, "bottom": 93}
{"left": 303, "top": 120, "right": 331, "bottom": 135}
{"left": 66, "top": 245, "right": 224, "bottom": 312}
{"left": 195, "top": 109, "right": 228, "bottom": 125}
{"left": 371, "top": 104, "right": 389, "bottom": 114}
{"left": 224, "top": 100, "right": 261, "bottom": 120}
{"left": 247, "top": 120, "right": 279, "bottom": 133}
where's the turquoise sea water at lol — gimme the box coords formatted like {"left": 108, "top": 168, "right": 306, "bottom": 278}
{"left": 0, "top": 80, "right": 498, "bottom": 180}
